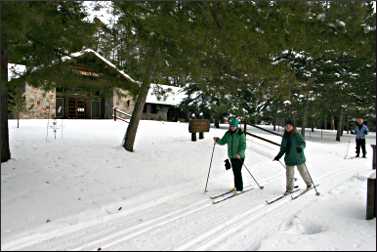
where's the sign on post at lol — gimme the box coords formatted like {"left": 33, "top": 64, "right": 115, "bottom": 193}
{"left": 189, "top": 119, "right": 210, "bottom": 141}
{"left": 189, "top": 119, "right": 210, "bottom": 133}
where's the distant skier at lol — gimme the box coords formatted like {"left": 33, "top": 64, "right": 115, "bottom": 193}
{"left": 273, "top": 120, "right": 313, "bottom": 195}
{"left": 353, "top": 117, "right": 368, "bottom": 158}
{"left": 213, "top": 117, "right": 246, "bottom": 193}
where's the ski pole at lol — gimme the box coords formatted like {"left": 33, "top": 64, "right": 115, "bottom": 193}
{"left": 344, "top": 137, "right": 351, "bottom": 159}
{"left": 303, "top": 163, "right": 320, "bottom": 196}
{"left": 243, "top": 163, "right": 264, "bottom": 189}
{"left": 278, "top": 160, "right": 298, "bottom": 182}
{"left": 204, "top": 142, "right": 216, "bottom": 193}
{"left": 279, "top": 160, "right": 297, "bottom": 181}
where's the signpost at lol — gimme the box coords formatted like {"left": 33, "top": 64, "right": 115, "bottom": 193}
{"left": 189, "top": 119, "right": 210, "bottom": 141}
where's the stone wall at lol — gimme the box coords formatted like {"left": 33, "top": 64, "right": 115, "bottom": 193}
{"left": 113, "top": 88, "right": 135, "bottom": 115}
{"left": 20, "top": 83, "right": 56, "bottom": 119}
{"left": 142, "top": 104, "right": 169, "bottom": 121}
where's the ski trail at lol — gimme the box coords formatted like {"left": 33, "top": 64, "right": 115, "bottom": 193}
{"left": 1, "top": 185, "right": 201, "bottom": 251}
{"left": 173, "top": 165, "right": 361, "bottom": 251}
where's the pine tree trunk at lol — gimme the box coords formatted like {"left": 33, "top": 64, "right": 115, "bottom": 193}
{"left": 301, "top": 101, "right": 308, "bottom": 137}
{"left": 331, "top": 115, "right": 336, "bottom": 131}
{"left": 122, "top": 57, "right": 154, "bottom": 152}
{"left": 1, "top": 18, "right": 11, "bottom": 163}
{"left": 214, "top": 119, "right": 220, "bottom": 128}
{"left": 122, "top": 80, "right": 150, "bottom": 152}
{"left": 336, "top": 107, "right": 344, "bottom": 142}
{"left": 324, "top": 114, "right": 327, "bottom": 130}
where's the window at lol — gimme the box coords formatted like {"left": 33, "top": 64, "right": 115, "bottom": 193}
{"left": 56, "top": 98, "right": 65, "bottom": 118}
{"left": 151, "top": 104, "right": 158, "bottom": 114}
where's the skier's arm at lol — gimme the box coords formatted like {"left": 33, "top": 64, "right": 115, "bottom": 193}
{"left": 365, "top": 126, "right": 369, "bottom": 135}
{"left": 217, "top": 132, "right": 228, "bottom": 145}
{"left": 297, "top": 133, "right": 306, "bottom": 149}
{"left": 238, "top": 133, "right": 246, "bottom": 157}
{"left": 274, "top": 138, "right": 286, "bottom": 160}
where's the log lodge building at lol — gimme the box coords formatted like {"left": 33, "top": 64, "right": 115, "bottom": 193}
{"left": 8, "top": 49, "right": 186, "bottom": 122}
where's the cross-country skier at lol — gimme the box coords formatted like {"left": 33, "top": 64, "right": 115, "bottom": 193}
{"left": 213, "top": 117, "right": 246, "bottom": 193}
{"left": 353, "top": 117, "right": 368, "bottom": 158}
{"left": 273, "top": 119, "right": 313, "bottom": 195}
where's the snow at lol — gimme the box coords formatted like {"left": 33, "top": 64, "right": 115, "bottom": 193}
{"left": 8, "top": 64, "right": 26, "bottom": 81}
{"left": 1, "top": 120, "right": 376, "bottom": 251}
{"left": 336, "top": 20, "right": 346, "bottom": 27}
{"left": 146, "top": 84, "right": 186, "bottom": 106}
{"left": 63, "top": 48, "right": 140, "bottom": 86}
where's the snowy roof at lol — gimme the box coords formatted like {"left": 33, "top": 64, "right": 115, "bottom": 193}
{"left": 8, "top": 50, "right": 186, "bottom": 107}
{"left": 8, "top": 63, "right": 26, "bottom": 81}
{"left": 146, "top": 84, "right": 186, "bottom": 106}
{"left": 62, "top": 48, "right": 140, "bottom": 85}
{"left": 8, "top": 48, "right": 141, "bottom": 86}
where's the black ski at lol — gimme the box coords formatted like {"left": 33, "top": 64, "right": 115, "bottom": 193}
{"left": 291, "top": 184, "right": 320, "bottom": 200}
{"left": 210, "top": 189, "right": 235, "bottom": 199}
{"left": 265, "top": 188, "right": 300, "bottom": 205}
{"left": 212, "top": 187, "right": 254, "bottom": 204}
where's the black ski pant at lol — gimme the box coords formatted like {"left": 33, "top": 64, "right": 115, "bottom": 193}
{"left": 356, "top": 138, "right": 367, "bottom": 157}
{"left": 231, "top": 158, "right": 244, "bottom": 191}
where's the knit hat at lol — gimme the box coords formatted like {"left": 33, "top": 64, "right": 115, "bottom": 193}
{"left": 229, "top": 117, "right": 240, "bottom": 127}
{"left": 285, "top": 119, "right": 295, "bottom": 127}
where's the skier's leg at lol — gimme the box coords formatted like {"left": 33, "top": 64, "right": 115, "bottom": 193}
{"left": 231, "top": 159, "right": 243, "bottom": 191}
{"left": 239, "top": 158, "right": 244, "bottom": 191}
{"left": 286, "top": 165, "right": 295, "bottom": 193}
{"left": 361, "top": 139, "right": 367, "bottom": 157}
{"left": 230, "top": 159, "right": 237, "bottom": 190}
{"left": 297, "top": 163, "right": 312, "bottom": 187}
{"left": 356, "top": 139, "right": 361, "bottom": 157}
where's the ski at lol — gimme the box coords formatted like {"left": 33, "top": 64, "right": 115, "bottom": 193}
{"left": 210, "top": 189, "right": 235, "bottom": 199}
{"left": 265, "top": 188, "right": 300, "bottom": 204}
{"left": 291, "top": 184, "right": 320, "bottom": 200}
{"left": 212, "top": 187, "right": 254, "bottom": 204}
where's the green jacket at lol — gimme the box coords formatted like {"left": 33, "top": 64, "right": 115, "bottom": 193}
{"left": 276, "top": 130, "right": 306, "bottom": 166}
{"left": 217, "top": 129, "right": 246, "bottom": 159}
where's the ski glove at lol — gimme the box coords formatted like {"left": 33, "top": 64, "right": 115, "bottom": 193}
{"left": 296, "top": 147, "right": 302, "bottom": 153}
{"left": 224, "top": 159, "right": 231, "bottom": 170}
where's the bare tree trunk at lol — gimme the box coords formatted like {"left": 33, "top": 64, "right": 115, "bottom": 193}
{"left": 336, "top": 107, "right": 344, "bottom": 142}
{"left": 1, "top": 14, "right": 11, "bottom": 163}
{"left": 301, "top": 101, "right": 308, "bottom": 137}
{"left": 17, "top": 112, "right": 19, "bottom": 128}
{"left": 331, "top": 115, "right": 336, "bottom": 131}
{"left": 214, "top": 119, "right": 220, "bottom": 128}
{"left": 122, "top": 58, "right": 154, "bottom": 152}
{"left": 323, "top": 114, "right": 327, "bottom": 130}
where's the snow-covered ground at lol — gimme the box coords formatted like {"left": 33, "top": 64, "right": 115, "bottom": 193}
{"left": 1, "top": 119, "right": 376, "bottom": 251}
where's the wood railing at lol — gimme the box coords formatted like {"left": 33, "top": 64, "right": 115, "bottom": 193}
{"left": 248, "top": 124, "right": 283, "bottom": 137}
{"left": 244, "top": 131, "right": 281, "bottom": 147}
{"left": 113, "top": 107, "right": 131, "bottom": 123}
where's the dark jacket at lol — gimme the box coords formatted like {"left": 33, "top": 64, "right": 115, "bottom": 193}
{"left": 217, "top": 128, "right": 246, "bottom": 159}
{"left": 275, "top": 130, "right": 306, "bottom": 166}
{"left": 354, "top": 124, "right": 368, "bottom": 139}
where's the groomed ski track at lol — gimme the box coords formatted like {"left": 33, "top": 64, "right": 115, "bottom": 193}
{"left": 2, "top": 132, "right": 372, "bottom": 251}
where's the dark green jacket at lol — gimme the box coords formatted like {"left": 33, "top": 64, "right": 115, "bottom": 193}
{"left": 217, "top": 129, "right": 246, "bottom": 159}
{"left": 276, "top": 130, "right": 306, "bottom": 166}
